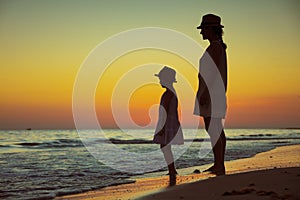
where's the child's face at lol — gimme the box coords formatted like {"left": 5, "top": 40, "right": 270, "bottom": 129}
{"left": 159, "top": 78, "right": 171, "bottom": 89}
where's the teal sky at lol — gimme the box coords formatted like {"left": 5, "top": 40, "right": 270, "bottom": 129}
{"left": 1, "top": 0, "right": 299, "bottom": 47}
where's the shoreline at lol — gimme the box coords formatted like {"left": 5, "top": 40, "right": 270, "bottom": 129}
{"left": 56, "top": 144, "right": 300, "bottom": 200}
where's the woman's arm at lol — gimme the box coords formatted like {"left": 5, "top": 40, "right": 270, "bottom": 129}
{"left": 198, "top": 73, "right": 210, "bottom": 105}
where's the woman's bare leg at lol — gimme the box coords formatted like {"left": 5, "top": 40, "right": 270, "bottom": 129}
{"left": 203, "top": 117, "right": 226, "bottom": 175}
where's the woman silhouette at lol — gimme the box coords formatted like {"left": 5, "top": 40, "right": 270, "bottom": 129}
{"left": 194, "top": 14, "right": 228, "bottom": 176}
{"left": 153, "top": 66, "right": 184, "bottom": 186}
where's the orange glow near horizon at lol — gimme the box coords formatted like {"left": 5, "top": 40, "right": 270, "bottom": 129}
{"left": 95, "top": 49, "right": 198, "bottom": 128}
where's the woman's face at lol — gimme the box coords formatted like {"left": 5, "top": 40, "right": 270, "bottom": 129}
{"left": 200, "top": 26, "right": 212, "bottom": 40}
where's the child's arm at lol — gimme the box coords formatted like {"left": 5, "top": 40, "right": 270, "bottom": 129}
{"left": 155, "top": 92, "right": 173, "bottom": 135}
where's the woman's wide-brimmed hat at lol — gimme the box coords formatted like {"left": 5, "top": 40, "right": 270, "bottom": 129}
{"left": 154, "top": 66, "right": 177, "bottom": 83}
{"left": 197, "top": 14, "right": 224, "bottom": 29}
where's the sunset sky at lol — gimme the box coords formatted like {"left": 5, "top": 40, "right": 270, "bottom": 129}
{"left": 0, "top": 0, "right": 299, "bottom": 129}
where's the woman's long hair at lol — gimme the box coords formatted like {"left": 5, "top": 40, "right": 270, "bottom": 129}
{"left": 212, "top": 27, "right": 227, "bottom": 50}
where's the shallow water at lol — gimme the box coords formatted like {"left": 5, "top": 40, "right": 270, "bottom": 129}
{"left": 0, "top": 129, "right": 299, "bottom": 199}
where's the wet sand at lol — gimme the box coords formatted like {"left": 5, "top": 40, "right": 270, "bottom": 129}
{"left": 56, "top": 144, "right": 300, "bottom": 200}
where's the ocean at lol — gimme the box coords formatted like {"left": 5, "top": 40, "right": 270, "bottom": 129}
{"left": 1, "top": 128, "right": 299, "bottom": 200}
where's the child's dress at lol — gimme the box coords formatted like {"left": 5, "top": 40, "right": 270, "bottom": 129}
{"left": 153, "top": 89, "right": 184, "bottom": 145}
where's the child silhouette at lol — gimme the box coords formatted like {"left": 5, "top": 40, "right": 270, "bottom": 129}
{"left": 153, "top": 66, "right": 184, "bottom": 186}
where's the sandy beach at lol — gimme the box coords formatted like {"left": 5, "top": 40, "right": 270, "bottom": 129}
{"left": 56, "top": 144, "right": 300, "bottom": 200}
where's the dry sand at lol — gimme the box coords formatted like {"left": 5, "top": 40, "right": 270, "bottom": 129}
{"left": 139, "top": 167, "right": 300, "bottom": 200}
{"left": 56, "top": 144, "right": 300, "bottom": 200}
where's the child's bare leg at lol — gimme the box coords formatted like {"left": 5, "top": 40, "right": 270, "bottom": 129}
{"left": 161, "top": 144, "right": 177, "bottom": 186}
{"left": 160, "top": 144, "right": 176, "bottom": 174}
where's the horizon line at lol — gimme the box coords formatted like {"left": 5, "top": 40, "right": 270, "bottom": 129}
{"left": 1, "top": 127, "right": 300, "bottom": 131}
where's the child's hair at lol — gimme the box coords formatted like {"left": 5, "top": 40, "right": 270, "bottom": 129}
{"left": 212, "top": 26, "right": 227, "bottom": 50}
